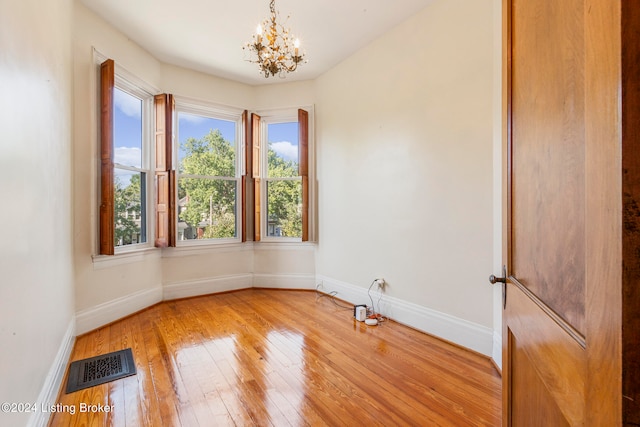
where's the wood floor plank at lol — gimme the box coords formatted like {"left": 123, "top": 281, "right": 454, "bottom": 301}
{"left": 221, "top": 293, "right": 355, "bottom": 425}
{"left": 244, "top": 292, "right": 444, "bottom": 426}
{"left": 196, "top": 297, "right": 327, "bottom": 426}
{"left": 256, "top": 289, "right": 502, "bottom": 425}
{"left": 66, "top": 326, "right": 111, "bottom": 427}
{"left": 106, "top": 321, "right": 127, "bottom": 427}
{"left": 152, "top": 303, "right": 207, "bottom": 427}
{"left": 50, "top": 289, "right": 501, "bottom": 426}
{"left": 197, "top": 302, "right": 294, "bottom": 425}
{"left": 137, "top": 306, "right": 184, "bottom": 427}
{"left": 173, "top": 301, "right": 245, "bottom": 426}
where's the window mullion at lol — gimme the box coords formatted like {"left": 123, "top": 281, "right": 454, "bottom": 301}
{"left": 264, "top": 176, "right": 301, "bottom": 182}
{"left": 179, "top": 173, "right": 238, "bottom": 181}
{"left": 114, "top": 164, "right": 146, "bottom": 173}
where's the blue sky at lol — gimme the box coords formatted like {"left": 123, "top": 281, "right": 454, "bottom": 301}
{"left": 268, "top": 122, "right": 299, "bottom": 163}
{"left": 113, "top": 88, "right": 142, "bottom": 168}
{"left": 177, "top": 113, "right": 236, "bottom": 164}
{"left": 113, "top": 90, "right": 300, "bottom": 171}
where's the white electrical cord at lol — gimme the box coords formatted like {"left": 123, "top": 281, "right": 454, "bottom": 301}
{"left": 367, "top": 278, "right": 386, "bottom": 321}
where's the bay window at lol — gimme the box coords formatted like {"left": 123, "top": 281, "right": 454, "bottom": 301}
{"left": 99, "top": 58, "right": 311, "bottom": 255}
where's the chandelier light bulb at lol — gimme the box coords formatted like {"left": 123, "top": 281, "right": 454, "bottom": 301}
{"left": 243, "top": 0, "right": 307, "bottom": 78}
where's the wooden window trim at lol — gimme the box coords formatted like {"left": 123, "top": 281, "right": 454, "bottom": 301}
{"left": 154, "top": 94, "right": 175, "bottom": 248}
{"left": 242, "top": 110, "right": 249, "bottom": 242}
{"left": 299, "top": 109, "right": 309, "bottom": 242}
{"left": 99, "top": 59, "right": 115, "bottom": 255}
{"left": 252, "top": 113, "right": 262, "bottom": 241}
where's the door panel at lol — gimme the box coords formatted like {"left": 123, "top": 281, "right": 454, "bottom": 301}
{"left": 505, "top": 281, "right": 584, "bottom": 426}
{"left": 505, "top": 1, "right": 587, "bottom": 424}
{"left": 502, "top": 0, "right": 626, "bottom": 425}
{"left": 510, "top": 0, "right": 585, "bottom": 335}
{"left": 510, "top": 335, "right": 569, "bottom": 427}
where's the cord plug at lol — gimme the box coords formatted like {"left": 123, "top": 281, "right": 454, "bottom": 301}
{"left": 375, "top": 278, "right": 385, "bottom": 290}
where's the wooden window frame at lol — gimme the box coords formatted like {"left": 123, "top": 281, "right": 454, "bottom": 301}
{"left": 242, "top": 110, "right": 249, "bottom": 242}
{"left": 299, "top": 109, "right": 309, "bottom": 242}
{"left": 251, "top": 108, "right": 310, "bottom": 242}
{"left": 99, "top": 58, "right": 173, "bottom": 255}
{"left": 154, "top": 94, "right": 175, "bottom": 248}
{"left": 99, "top": 59, "right": 115, "bottom": 255}
{"left": 252, "top": 113, "right": 262, "bottom": 241}
{"left": 173, "top": 98, "right": 246, "bottom": 245}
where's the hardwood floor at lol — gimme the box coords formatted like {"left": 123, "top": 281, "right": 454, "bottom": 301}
{"left": 49, "top": 289, "right": 501, "bottom": 426}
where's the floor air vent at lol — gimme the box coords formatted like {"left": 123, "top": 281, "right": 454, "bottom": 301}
{"left": 65, "top": 348, "right": 136, "bottom": 393}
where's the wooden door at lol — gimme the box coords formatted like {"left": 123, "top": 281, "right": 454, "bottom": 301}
{"left": 502, "top": 0, "right": 639, "bottom": 425}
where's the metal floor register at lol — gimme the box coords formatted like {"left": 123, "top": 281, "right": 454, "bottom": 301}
{"left": 65, "top": 348, "right": 136, "bottom": 393}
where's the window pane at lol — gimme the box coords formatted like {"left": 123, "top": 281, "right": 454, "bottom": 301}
{"left": 114, "top": 88, "right": 142, "bottom": 168}
{"left": 266, "top": 180, "right": 302, "bottom": 237}
{"left": 114, "top": 170, "right": 146, "bottom": 246}
{"left": 268, "top": 122, "right": 299, "bottom": 178}
{"left": 178, "top": 178, "right": 237, "bottom": 240}
{"left": 178, "top": 113, "right": 236, "bottom": 176}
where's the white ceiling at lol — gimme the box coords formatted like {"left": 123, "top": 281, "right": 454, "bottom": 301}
{"left": 80, "top": 0, "right": 434, "bottom": 86}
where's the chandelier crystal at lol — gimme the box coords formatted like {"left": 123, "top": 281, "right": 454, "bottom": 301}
{"left": 243, "top": 0, "right": 307, "bottom": 78}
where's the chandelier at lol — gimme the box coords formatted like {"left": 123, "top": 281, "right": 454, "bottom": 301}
{"left": 243, "top": 0, "right": 307, "bottom": 78}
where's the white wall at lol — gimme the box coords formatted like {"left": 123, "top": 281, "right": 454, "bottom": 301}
{"left": 314, "top": 0, "right": 496, "bottom": 353}
{"left": 0, "top": 0, "right": 75, "bottom": 425}
{"left": 161, "top": 63, "right": 254, "bottom": 107}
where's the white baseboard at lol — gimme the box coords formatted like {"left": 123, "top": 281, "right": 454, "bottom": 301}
{"left": 252, "top": 273, "right": 316, "bottom": 290}
{"left": 28, "top": 318, "right": 75, "bottom": 427}
{"left": 75, "top": 286, "right": 163, "bottom": 335}
{"left": 74, "top": 275, "right": 495, "bottom": 359}
{"left": 163, "top": 274, "right": 253, "bottom": 300}
{"left": 492, "top": 331, "right": 502, "bottom": 371}
{"left": 75, "top": 273, "right": 314, "bottom": 334}
{"left": 317, "top": 275, "right": 494, "bottom": 357}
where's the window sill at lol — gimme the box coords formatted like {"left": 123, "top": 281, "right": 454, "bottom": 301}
{"left": 92, "top": 247, "right": 161, "bottom": 270}
{"left": 253, "top": 241, "right": 317, "bottom": 251}
{"left": 162, "top": 241, "right": 254, "bottom": 258}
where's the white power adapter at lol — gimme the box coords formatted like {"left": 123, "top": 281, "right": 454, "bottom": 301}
{"left": 355, "top": 306, "right": 367, "bottom": 322}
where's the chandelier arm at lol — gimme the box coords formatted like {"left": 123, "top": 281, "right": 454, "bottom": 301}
{"left": 243, "top": 0, "right": 306, "bottom": 78}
